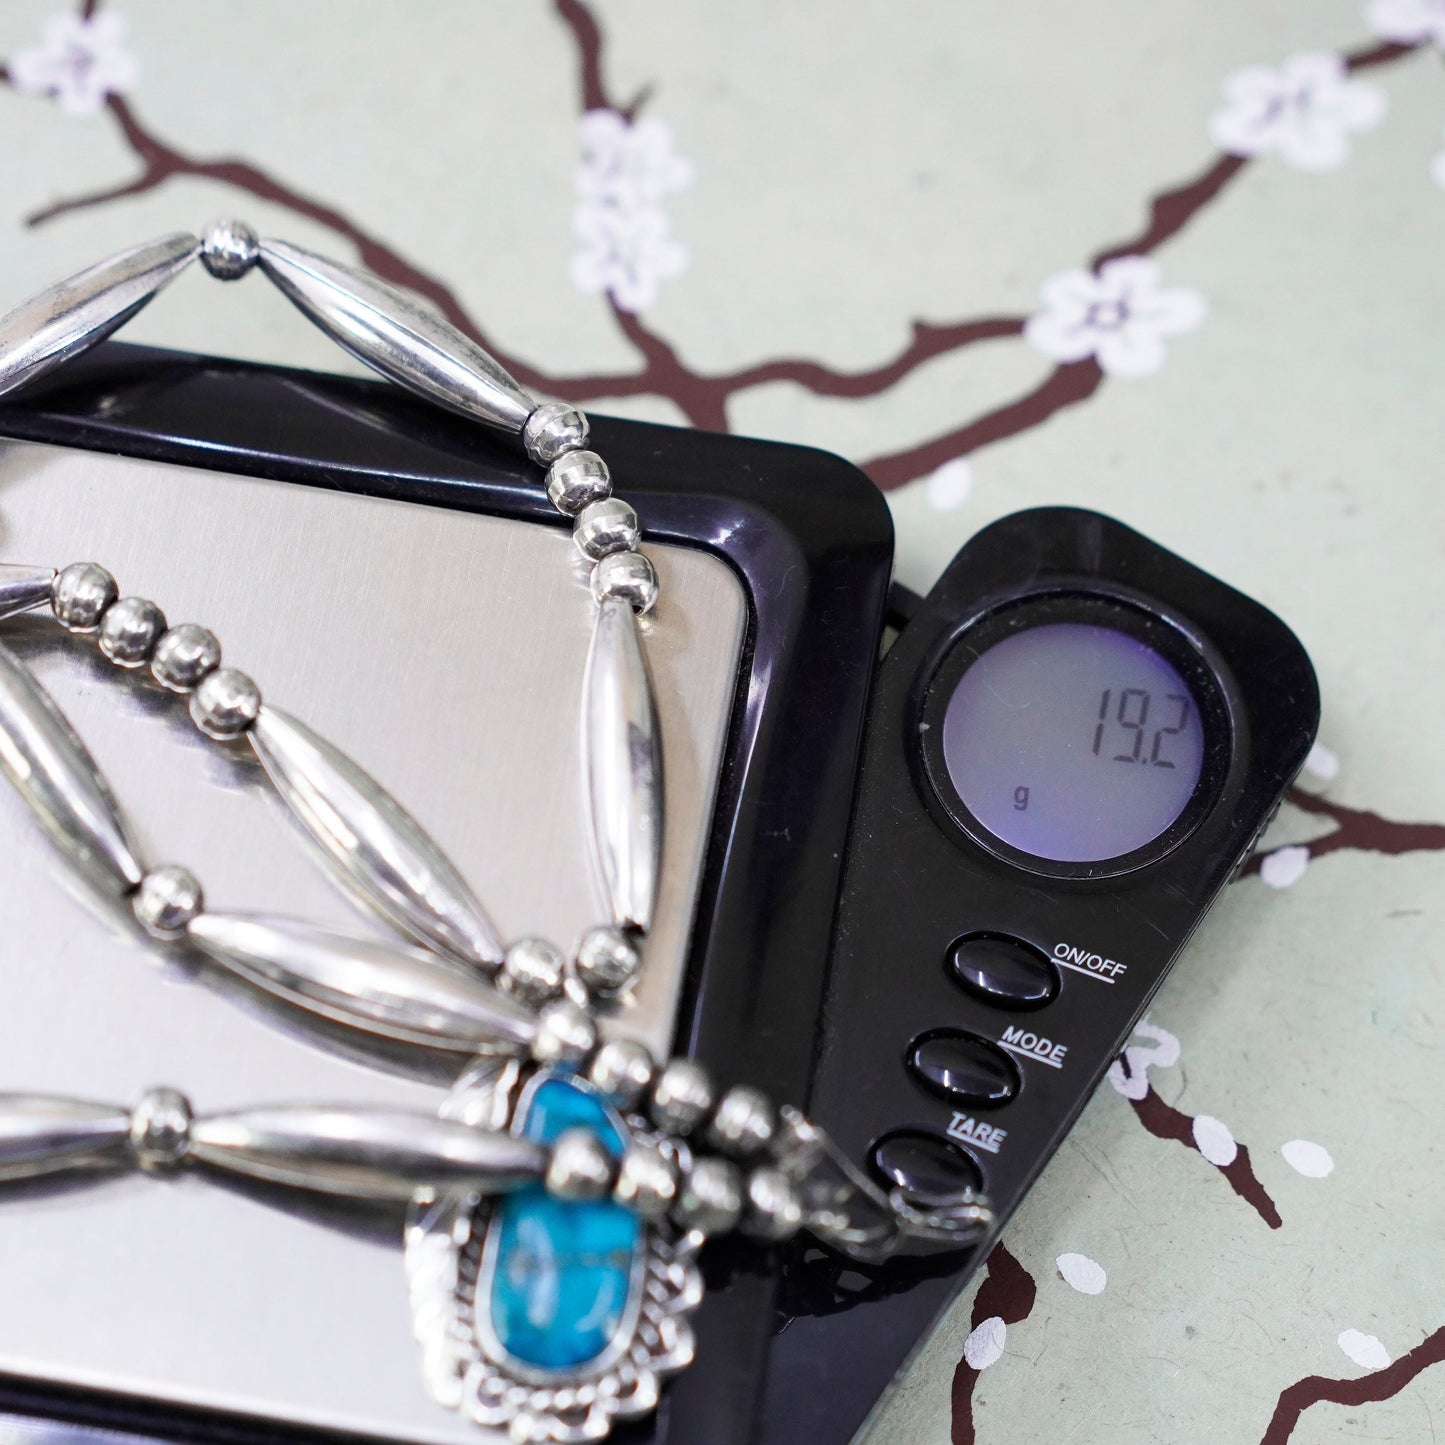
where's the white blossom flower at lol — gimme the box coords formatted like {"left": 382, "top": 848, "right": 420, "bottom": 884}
{"left": 1281, "top": 1139, "right": 1334, "bottom": 1177}
{"left": 1208, "top": 53, "right": 1386, "bottom": 173}
{"left": 1338, "top": 1329, "right": 1391, "bottom": 1370}
{"left": 1365, "top": 0, "right": 1445, "bottom": 48}
{"left": 1056, "top": 1253, "right": 1107, "bottom": 1295}
{"left": 571, "top": 203, "right": 688, "bottom": 314}
{"left": 925, "top": 458, "right": 973, "bottom": 511}
{"left": 577, "top": 110, "right": 694, "bottom": 210}
{"left": 1023, "top": 258, "right": 1205, "bottom": 379}
{"left": 9, "top": 11, "right": 137, "bottom": 116}
{"left": 1260, "top": 844, "right": 1310, "bottom": 888}
{"left": 963, "top": 1316, "right": 1007, "bottom": 1370}
{"left": 571, "top": 110, "right": 692, "bottom": 313}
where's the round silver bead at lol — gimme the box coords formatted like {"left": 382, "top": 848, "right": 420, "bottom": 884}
{"left": 132, "top": 865, "right": 204, "bottom": 940}
{"left": 705, "top": 1085, "right": 777, "bottom": 1159}
{"left": 98, "top": 597, "right": 167, "bottom": 668}
{"left": 587, "top": 1037, "right": 655, "bottom": 1110}
{"left": 499, "top": 937, "right": 566, "bottom": 1007}
{"left": 51, "top": 563, "right": 117, "bottom": 633}
{"left": 189, "top": 668, "right": 261, "bottom": 739}
{"left": 129, "top": 1086, "right": 193, "bottom": 1168}
{"left": 530, "top": 999, "right": 598, "bottom": 1069}
{"left": 742, "top": 1166, "right": 804, "bottom": 1243}
{"left": 612, "top": 1142, "right": 677, "bottom": 1220}
{"left": 591, "top": 551, "right": 658, "bottom": 614}
{"left": 545, "top": 1126, "right": 615, "bottom": 1201}
{"left": 151, "top": 624, "right": 221, "bottom": 693}
{"left": 649, "top": 1058, "right": 714, "bottom": 1136}
{"left": 545, "top": 450, "right": 611, "bottom": 517}
{"left": 199, "top": 218, "right": 259, "bottom": 280}
{"left": 674, "top": 1156, "right": 743, "bottom": 1237}
{"left": 573, "top": 498, "right": 640, "bottom": 562}
{"left": 523, "top": 402, "right": 590, "bottom": 465}
{"left": 574, "top": 925, "right": 643, "bottom": 998}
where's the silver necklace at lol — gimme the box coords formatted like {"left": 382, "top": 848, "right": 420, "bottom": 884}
{"left": 0, "top": 220, "right": 991, "bottom": 1444}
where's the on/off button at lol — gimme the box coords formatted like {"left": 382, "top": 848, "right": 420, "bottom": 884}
{"left": 948, "top": 933, "right": 1058, "bottom": 1008}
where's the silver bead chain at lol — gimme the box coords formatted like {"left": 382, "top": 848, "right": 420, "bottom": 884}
{"left": 0, "top": 222, "right": 993, "bottom": 1262}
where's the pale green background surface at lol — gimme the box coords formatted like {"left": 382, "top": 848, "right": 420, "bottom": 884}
{"left": 0, "top": 3, "right": 1441, "bottom": 1442}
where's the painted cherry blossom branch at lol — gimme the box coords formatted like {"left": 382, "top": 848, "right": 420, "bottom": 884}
{"left": 3, "top": 4, "right": 1430, "bottom": 470}
{"left": 1127, "top": 1085, "right": 1282, "bottom": 1228}
{"left": 950, "top": 1241, "right": 1037, "bottom": 1445}
{"left": 1259, "top": 1325, "right": 1445, "bottom": 1444}
{"left": 1242, "top": 785, "right": 1445, "bottom": 879}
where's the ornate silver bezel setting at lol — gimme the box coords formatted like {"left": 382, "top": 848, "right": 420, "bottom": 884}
{"left": 405, "top": 1059, "right": 702, "bottom": 1444}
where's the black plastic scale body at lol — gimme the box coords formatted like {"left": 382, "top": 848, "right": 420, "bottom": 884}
{"left": 760, "top": 505, "right": 1320, "bottom": 1443}
{"left": 0, "top": 348, "right": 1318, "bottom": 1445}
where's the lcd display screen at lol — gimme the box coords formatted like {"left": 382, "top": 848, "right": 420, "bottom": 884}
{"left": 939, "top": 621, "right": 1205, "bottom": 862}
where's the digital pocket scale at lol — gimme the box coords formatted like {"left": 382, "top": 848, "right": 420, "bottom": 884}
{"left": 0, "top": 343, "right": 1318, "bottom": 1445}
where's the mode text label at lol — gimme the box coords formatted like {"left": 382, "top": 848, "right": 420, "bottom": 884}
{"left": 998, "top": 1025, "right": 1067, "bottom": 1069}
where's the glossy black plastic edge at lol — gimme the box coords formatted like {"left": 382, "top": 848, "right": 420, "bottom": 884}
{"left": 757, "top": 505, "right": 1320, "bottom": 1445}
{"left": 0, "top": 340, "right": 895, "bottom": 1445}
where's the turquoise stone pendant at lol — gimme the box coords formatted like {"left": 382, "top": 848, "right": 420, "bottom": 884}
{"left": 485, "top": 1075, "right": 641, "bottom": 1373}
{"left": 405, "top": 1058, "right": 702, "bottom": 1443}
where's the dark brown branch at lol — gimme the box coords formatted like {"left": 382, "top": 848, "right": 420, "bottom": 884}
{"left": 1128, "top": 1085, "right": 1282, "bottom": 1229}
{"left": 1239, "top": 786, "right": 1445, "bottom": 877}
{"left": 1260, "top": 1326, "right": 1445, "bottom": 1443}
{"left": 950, "top": 1242, "right": 1037, "bottom": 1445}
{"left": 863, "top": 360, "right": 1104, "bottom": 491}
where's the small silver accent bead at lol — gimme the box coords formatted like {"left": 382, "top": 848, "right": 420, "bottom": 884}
{"left": 151, "top": 624, "right": 221, "bottom": 693}
{"left": 133, "top": 865, "right": 204, "bottom": 939}
{"left": 649, "top": 1058, "right": 714, "bottom": 1136}
{"left": 742, "top": 1165, "right": 803, "bottom": 1242}
{"left": 587, "top": 1037, "right": 655, "bottom": 1109}
{"left": 129, "top": 1087, "right": 193, "bottom": 1167}
{"left": 51, "top": 563, "right": 117, "bottom": 633}
{"left": 98, "top": 597, "right": 167, "bottom": 668}
{"left": 545, "top": 450, "right": 611, "bottom": 517}
{"left": 189, "top": 667, "right": 261, "bottom": 739}
{"left": 499, "top": 937, "right": 566, "bottom": 1007}
{"left": 530, "top": 999, "right": 598, "bottom": 1069}
{"left": 613, "top": 1142, "right": 677, "bottom": 1220}
{"left": 523, "top": 402, "right": 590, "bottom": 465}
{"left": 706, "top": 1085, "right": 777, "bottom": 1159}
{"left": 199, "top": 218, "right": 259, "bottom": 280}
{"left": 574, "top": 925, "right": 643, "bottom": 998}
{"left": 573, "top": 498, "right": 640, "bottom": 562}
{"left": 591, "top": 551, "right": 658, "bottom": 614}
{"left": 545, "top": 1126, "right": 615, "bottom": 1201}
{"left": 674, "top": 1155, "right": 743, "bottom": 1237}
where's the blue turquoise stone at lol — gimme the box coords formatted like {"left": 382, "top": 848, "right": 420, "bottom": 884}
{"left": 486, "top": 1075, "right": 641, "bottom": 1371}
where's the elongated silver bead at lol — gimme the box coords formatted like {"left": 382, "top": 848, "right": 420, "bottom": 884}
{"left": 0, "top": 1094, "right": 133, "bottom": 1181}
{"left": 0, "top": 233, "right": 199, "bottom": 398}
{"left": 248, "top": 706, "right": 504, "bottom": 969}
{"left": 257, "top": 239, "right": 536, "bottom": 435}
{"left": 0, "top": 639, "right": 146, "bottom": 896}
{"left": 188, "top": 1105, "right": 545, "bottom": 1201}
{"left": 185, "top": 912, "right": 537, "bottom": 1055}
{"left": 583, "top": 597, "right": 663, "bottom": 934}
{"left": 0, "top": 564, "right": 57, "bottom": 623}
